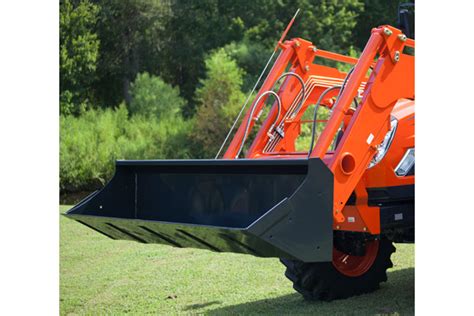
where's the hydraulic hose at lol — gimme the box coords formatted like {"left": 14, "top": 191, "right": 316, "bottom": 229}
{"left": 214, "top": 49, "right": 280, "bottom": 159}
{"left": 257, "top": 72, "right": 305, "bottom": 154}
{"left": 274, "top": 72, "right": 305, "bottom": 115}
{"left": 235, "top": 90, "right": 282, "bottom": 158}
{"left": 307, "top": 68, "right": 356, "bottom": 157}
{"left": 307, "top": 86, "right": 342, "bottom": 158}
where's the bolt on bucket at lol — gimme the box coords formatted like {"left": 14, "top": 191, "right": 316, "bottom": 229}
{"left": 64, "top": 158, "right": 333, "bottom": 262}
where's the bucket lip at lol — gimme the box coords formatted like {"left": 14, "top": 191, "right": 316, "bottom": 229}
{"left": 115, "top": 158, "right": 310, "bottom": 167}
{"left": 63, "top": 212, "right": 296, "bottom": 258}
{"left": 64, "top": 213, "right": 248, "bottom": 231}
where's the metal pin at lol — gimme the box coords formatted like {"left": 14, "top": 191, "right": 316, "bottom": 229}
{"left": 398, "top": 34, "right": 407, "bottom": 42}
{"left": 394, "top": 51, "right": 400, "bottom": 62}
{"left": 383, "top": 28, "right": 392, "bottom": 36}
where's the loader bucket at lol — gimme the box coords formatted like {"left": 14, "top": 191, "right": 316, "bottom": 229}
{"left": 65, "top": 158, "right": 333, "bottom": 262}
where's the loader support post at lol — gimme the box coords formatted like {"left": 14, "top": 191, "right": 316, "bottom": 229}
{"left": 311, "top": 26, "right": 414, "bottom": 233}
{"left": 310, "top": 32, "right": 383, "bottom": 159}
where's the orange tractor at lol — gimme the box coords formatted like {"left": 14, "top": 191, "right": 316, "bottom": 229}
{"left": 66, "top": 11, "right": 414, "bottom": 300}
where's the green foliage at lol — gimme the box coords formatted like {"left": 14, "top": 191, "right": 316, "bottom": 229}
{"left": 59, "top": 90, "right": 75, "bottom": 116}
{"left": 353, "top": 0, "right": 400, "bottom": 49}
{"left": 94, "top": 0, "right": 173, "bottom": 106}
{"left": 295, "top": 106, "right": 332, "bottom": 152}
{"left": 157, "top": 1, "right": 246, "bottom": 115}
{"left": 296, "top": 0, "right": 364, "bottom": 54}
{"left": 223, "top": 38, "right": 272, "bottom": 91}
{"left": 62, "top": 0, "right": 395, "bottom": 113}
{"left": 60, "top": 105, "right": 125, "bottom": 190}
{"left": 227, "top": 1, "right": 363, "bottom": 54}
{"left": 60, "top": 105, "right": 190, "bottom": 192}
{"left": 60, "top": 0, "right": 100, "bottom": 115}
{"left": 190, "top": 49, "right": 246, "bottom": 158}
{"left": 129, "top": 72, "right": 186, "bottom": 119}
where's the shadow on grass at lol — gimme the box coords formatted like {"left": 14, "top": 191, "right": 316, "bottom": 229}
{"left": 206, "top": 268, "right": 414, "bottom": 315}
{"left": 184, "top": 301, "right": 222, "bottom": 311}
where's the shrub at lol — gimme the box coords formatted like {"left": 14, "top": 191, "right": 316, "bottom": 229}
{"left": 60, "top": 104, "right": 191, "bottom": 192}
{"left": 223, "top": 39, "right": 272, "bottom": 91}
{"left": 190, "top": 48, "right": 246, "bottom": 158}
{"left": 129, "top": 72, "right": 186, "bottom": 119}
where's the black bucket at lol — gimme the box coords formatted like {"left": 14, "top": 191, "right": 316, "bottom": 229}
{"left": 64, "top": 158, "right": 334, "bottom": 262}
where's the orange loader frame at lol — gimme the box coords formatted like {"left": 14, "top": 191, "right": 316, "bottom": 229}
{"left": 222, "top": 25, "right": 414, "bottom": 236}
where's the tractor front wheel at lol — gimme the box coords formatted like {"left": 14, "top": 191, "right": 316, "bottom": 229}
{"left": 280, "top": 237, "right": 395, "bottom": 301}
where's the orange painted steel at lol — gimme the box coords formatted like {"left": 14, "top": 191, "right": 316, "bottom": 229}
{"left": 333, "top": 239, "right": 379, "bottom": 277}
{"left": 326, "top": 26, "right": 414, "bottom": 233}
{"left": 315, "top": 49, "right": 359, "bottom": 65}
{"left": 222, "top": 25, "right": 414, "bottom": 235}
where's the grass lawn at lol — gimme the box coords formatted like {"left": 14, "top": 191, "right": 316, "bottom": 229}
{"left": 60, "top": 205, "right": 414, "bottom": 315}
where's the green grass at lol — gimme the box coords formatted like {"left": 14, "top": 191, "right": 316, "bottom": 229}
{"left": 60, "top": 205, "right": 414, "bottom": 315}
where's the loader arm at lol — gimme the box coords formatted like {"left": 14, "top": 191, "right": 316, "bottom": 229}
{"left": 225, "top": 25, "right": 414, "bottom": 235}
{"left": 311, "top": 26, "right": 414, "bottom": 234}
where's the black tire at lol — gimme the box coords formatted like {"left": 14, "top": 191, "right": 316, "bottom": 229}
{"left": 280, "top": 238, "right": 395, "bottom": 301}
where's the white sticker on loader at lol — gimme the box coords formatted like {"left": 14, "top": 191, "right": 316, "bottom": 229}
{"left": 395, "top": 213, "right": 403, "bottom": 221}
{"left": 348, "top": 216, "right": 355, "bottom": 223}
{"left": 366, "top": 133, "right": 374, "bottom": 145}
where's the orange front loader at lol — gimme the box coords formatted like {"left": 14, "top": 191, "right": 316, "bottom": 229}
{"left": 65, "top": 18, "right": 414, "bottom": 300}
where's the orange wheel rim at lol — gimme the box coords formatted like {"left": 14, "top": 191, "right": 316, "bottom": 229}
{"left": 332, "top": 240, "right": 379, "bottom": 277}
